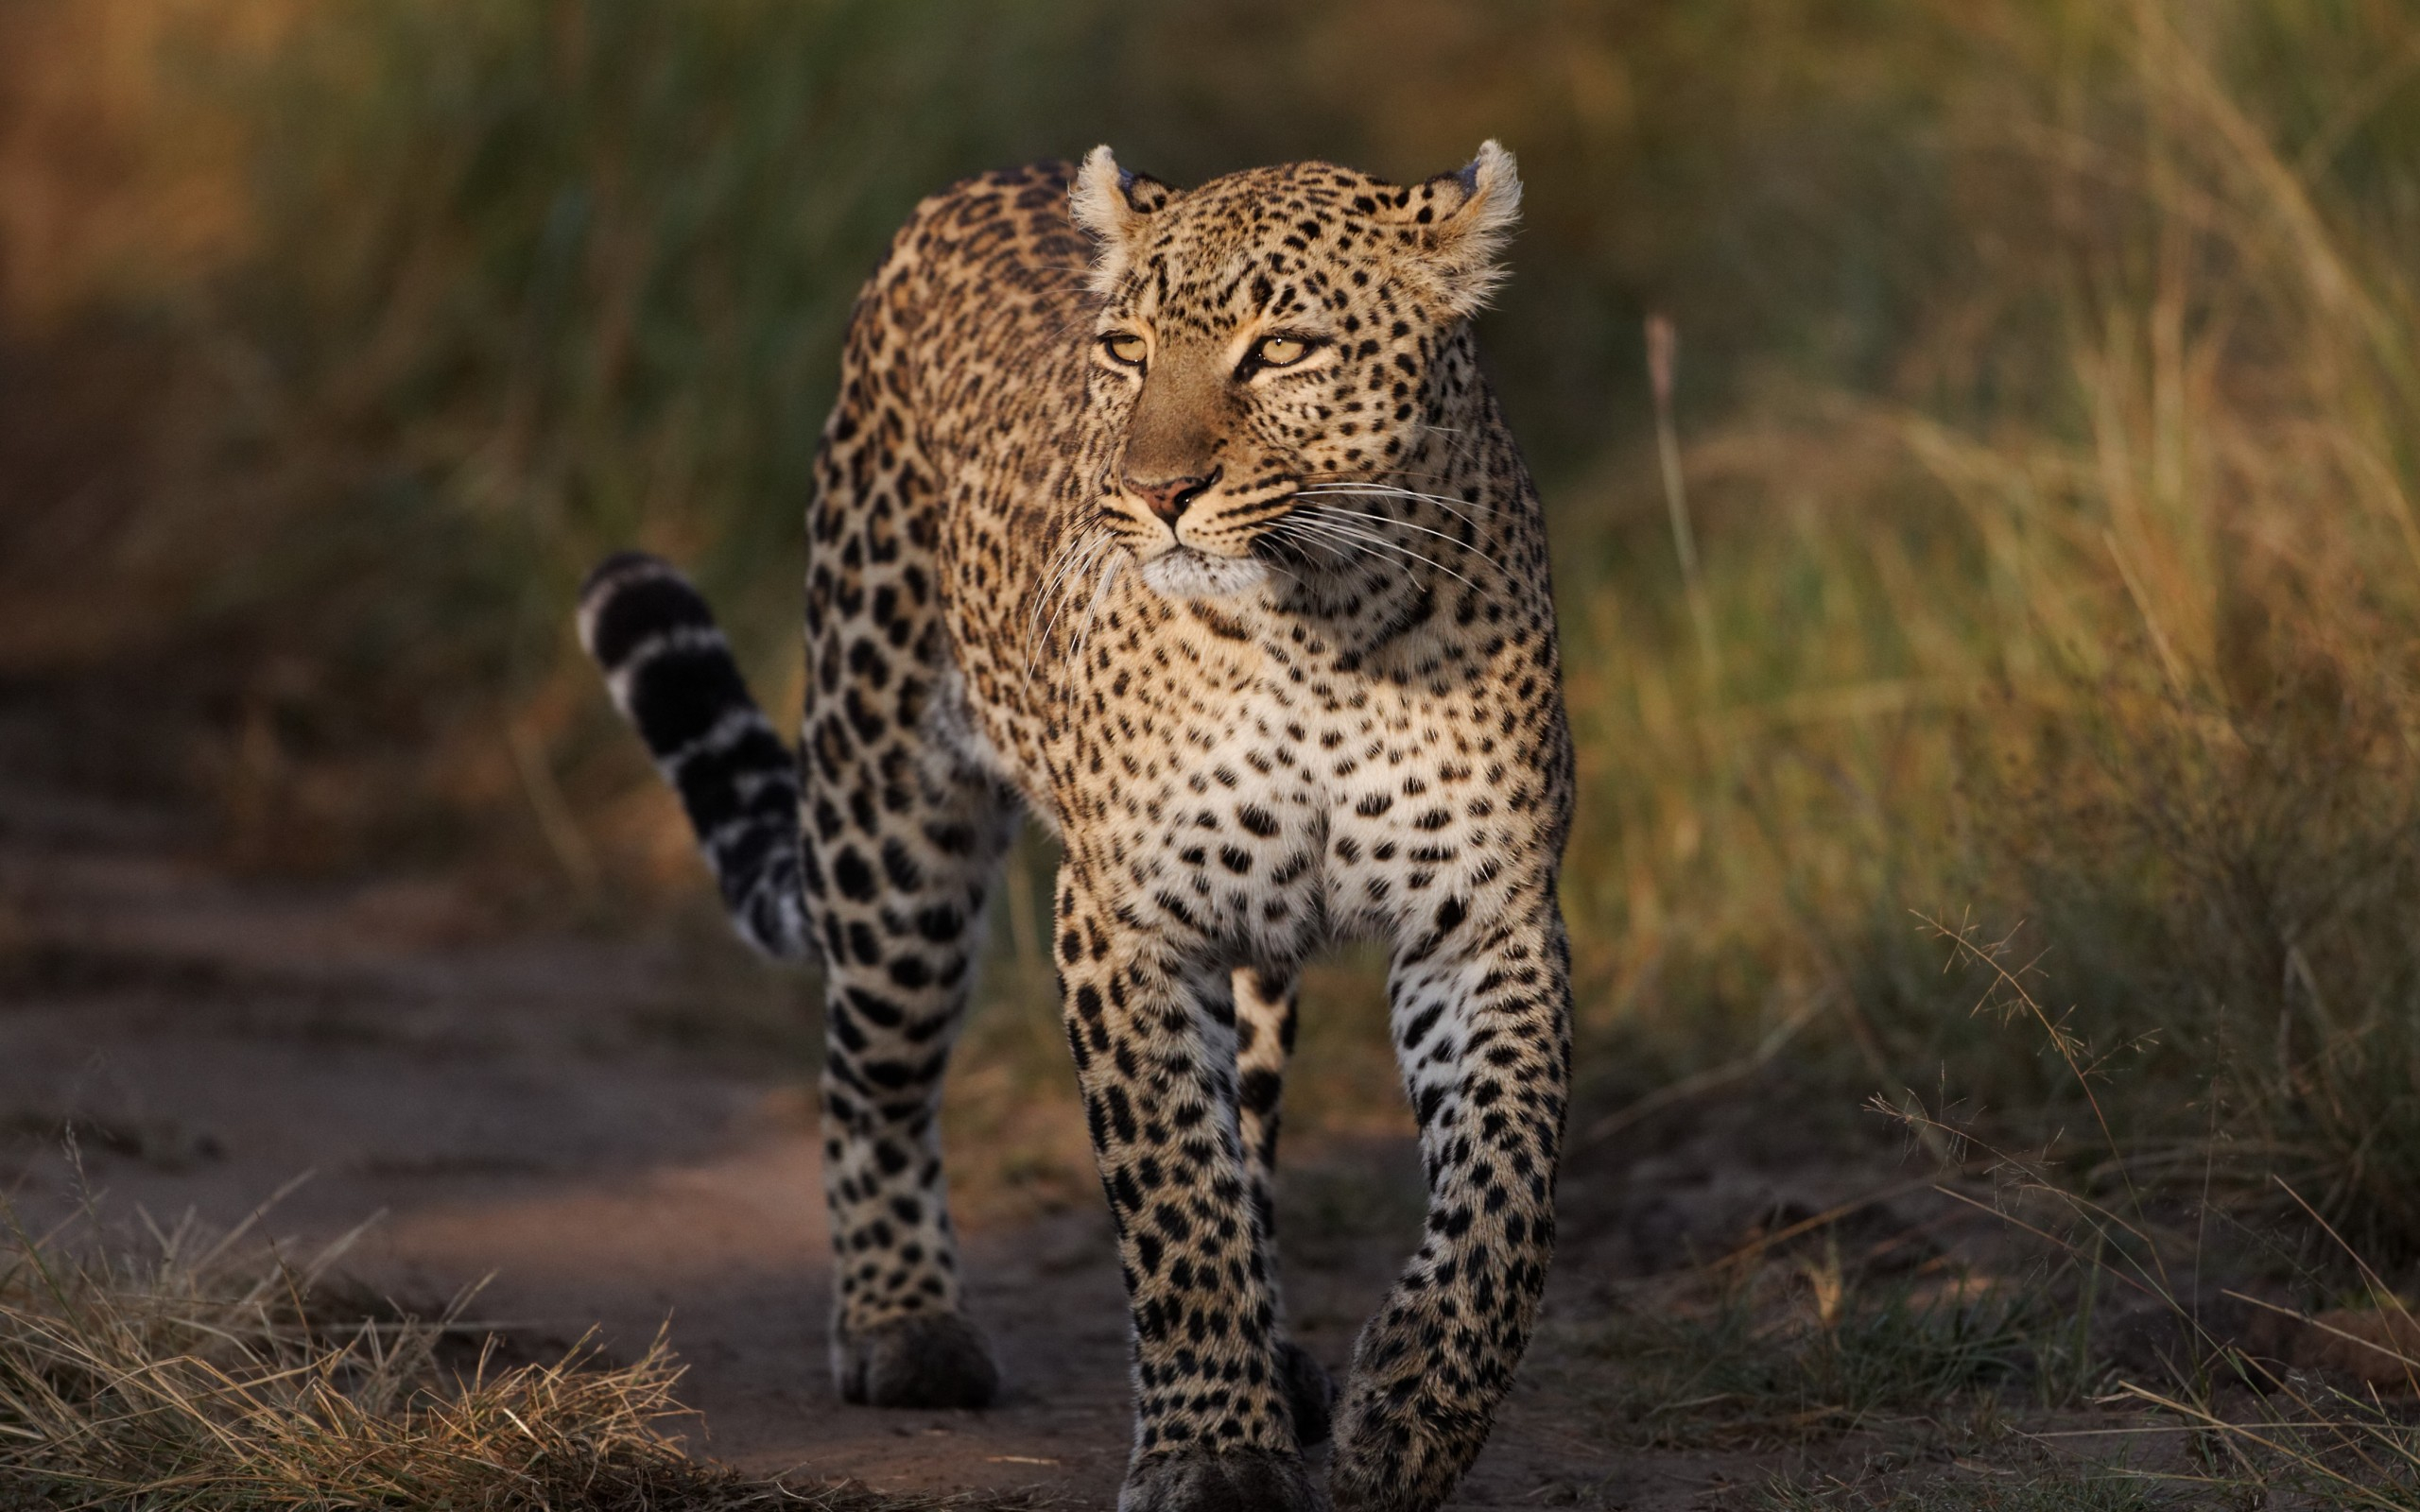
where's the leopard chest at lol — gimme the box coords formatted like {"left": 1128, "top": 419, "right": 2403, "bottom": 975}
{"left": 1049, "top": 620, "right": 1519, "bottom": 962}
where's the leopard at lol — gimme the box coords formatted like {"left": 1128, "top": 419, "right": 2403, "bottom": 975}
{"left": 577, "top": 142, "right": 1574, "bottom": 1512}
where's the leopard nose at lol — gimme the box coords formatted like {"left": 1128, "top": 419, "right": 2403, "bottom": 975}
{"left": 1126, "top": 466, "right": 1220, "bottom": 524}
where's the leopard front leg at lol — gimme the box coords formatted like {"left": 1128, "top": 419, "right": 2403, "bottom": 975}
{"left": 1328, "top": 889, "right": 1572, "bottom": 1512}
{"left": 1056, "top": 871, "right": 1320, "bottom": 1512}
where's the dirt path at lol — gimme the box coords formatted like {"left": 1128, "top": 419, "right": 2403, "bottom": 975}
{"left": 0, "top": 715, "right": 1947, "bottom": 1508}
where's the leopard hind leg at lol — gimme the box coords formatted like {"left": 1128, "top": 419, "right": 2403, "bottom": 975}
{"left": 805, "top": 739, "right": 1016, "bottom": 1409}
{"left": 579, "top": 550, "right": 1011, "bottom": 1408}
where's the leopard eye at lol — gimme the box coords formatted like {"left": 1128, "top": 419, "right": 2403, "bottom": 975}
{"left": 1252, "top": 335, "right": 1311, "bottom": 369}
{"left": 1102, "top": 332, "right": 1149, "bottom": 367}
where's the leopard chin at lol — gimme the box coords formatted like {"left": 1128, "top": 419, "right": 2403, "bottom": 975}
{"left": 1139, "top": 545, "right": 1268, "bottom": 600}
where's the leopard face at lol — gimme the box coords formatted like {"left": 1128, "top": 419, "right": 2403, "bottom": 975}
{"left": 1069, "top": 146, "right": 1519, "bottom": 601}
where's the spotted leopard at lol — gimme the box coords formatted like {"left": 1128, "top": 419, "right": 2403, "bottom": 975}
{"left": 579, "top": 142, "right": 1573, "bottom": 1512}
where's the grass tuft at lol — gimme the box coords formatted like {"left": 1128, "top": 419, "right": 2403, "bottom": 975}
{"left": 0, "top": 1195, "right": 1006, "bottom": 1511}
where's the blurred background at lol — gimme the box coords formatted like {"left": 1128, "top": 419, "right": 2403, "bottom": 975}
{"left": 4, "top": 0, "right": 2419, "bottom": 1255}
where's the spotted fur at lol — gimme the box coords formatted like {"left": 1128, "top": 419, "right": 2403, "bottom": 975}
{"left": 580, "top": 144, "right": 1573, "bottom": 1512}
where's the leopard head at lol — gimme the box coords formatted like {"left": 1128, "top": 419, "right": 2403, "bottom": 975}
{"left": 1070, "top": 144, "right": 1521, "bottom": 601}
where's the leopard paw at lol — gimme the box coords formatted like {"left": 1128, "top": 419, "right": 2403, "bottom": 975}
{"left": 1117, "top": 1448, "right": 1323, "bottom": 1512}
{"left": 832, "top": 1312, "right": 999, "bottom": 1409}
{"left": 1328, "top": 1346, "right": 1493, "bottom": 1512}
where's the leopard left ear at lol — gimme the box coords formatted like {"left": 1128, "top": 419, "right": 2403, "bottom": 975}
{"left": 1070, "top": 146, "right": 1174, "bottom": 296}
{"left": 1400, "top": 140, "right": 1523, "bottom": 317}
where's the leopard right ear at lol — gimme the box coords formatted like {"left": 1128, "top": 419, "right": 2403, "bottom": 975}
{"left": 1070, "top": 146, "right": 1172, "bottom": 296}
{"left": 1396, "top": 141, "right": 1522, "bottom": 318}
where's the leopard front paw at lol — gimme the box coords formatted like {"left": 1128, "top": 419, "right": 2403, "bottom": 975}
{"left": 1328, "top": 1394, "right": 1485, "bottom": 1512}
{"left": 1327, "top": 1328, "right": 1495, "bottom": 1512}
{"left": 1117, "top": 1447, "right": 1322, "bottom": 1512}
{"left": 832, "top": 1311, "right": 1000, "bottom": 1409}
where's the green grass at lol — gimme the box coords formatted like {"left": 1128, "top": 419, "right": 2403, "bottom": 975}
{"left": 1562, "top": 1263, "right": 2054, "bottom": 1451}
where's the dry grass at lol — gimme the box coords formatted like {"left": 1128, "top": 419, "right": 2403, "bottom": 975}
{"left": 0, "top": 1194, "right": 1017, "bottom": 1511}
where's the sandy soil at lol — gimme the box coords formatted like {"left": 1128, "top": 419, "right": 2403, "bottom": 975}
{"left": 0, "top": 711, "right": 1993, "bottom": 1509}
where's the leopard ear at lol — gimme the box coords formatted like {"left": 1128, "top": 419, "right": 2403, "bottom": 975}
{"left": 1070, "top": 146, "right": 1174, "bottom": 296}
{"left": 1398, "top": 140, "right": 1522, "bottom": 317}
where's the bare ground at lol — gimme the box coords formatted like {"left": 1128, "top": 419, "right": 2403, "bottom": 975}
{"left": 0, "top": 699, "right": 2124, "bottom": 1510}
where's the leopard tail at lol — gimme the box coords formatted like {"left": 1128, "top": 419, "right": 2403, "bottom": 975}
{"left": 576, "top": 551, "right": 810, "bottom": 960}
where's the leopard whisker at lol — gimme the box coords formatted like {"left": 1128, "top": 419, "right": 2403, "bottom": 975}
{"left": 1027, "top": 526, "right": 1110, "bottom": 648}
{"left": 1282, "top": 522, "right": 1476, "bottom": 593}
{"left": 1293, "top": 501, "right": 1507, "bottom": 577}
{"left": 1025, "top": 530, "right": 1116, "bottom": 684}
{"left": 1069, "top": 551, "right": 1129, "bottom": 672}
{"left": 1279, "top": 514, "right": 1483, "bottom": 593}
{"left": 1262, "top": 522, "right": 1357, "bottom": 570}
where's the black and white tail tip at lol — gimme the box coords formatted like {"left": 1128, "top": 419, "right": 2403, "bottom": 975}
{"left": 577, "top": 552, "right": 808, "bottom": 960}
